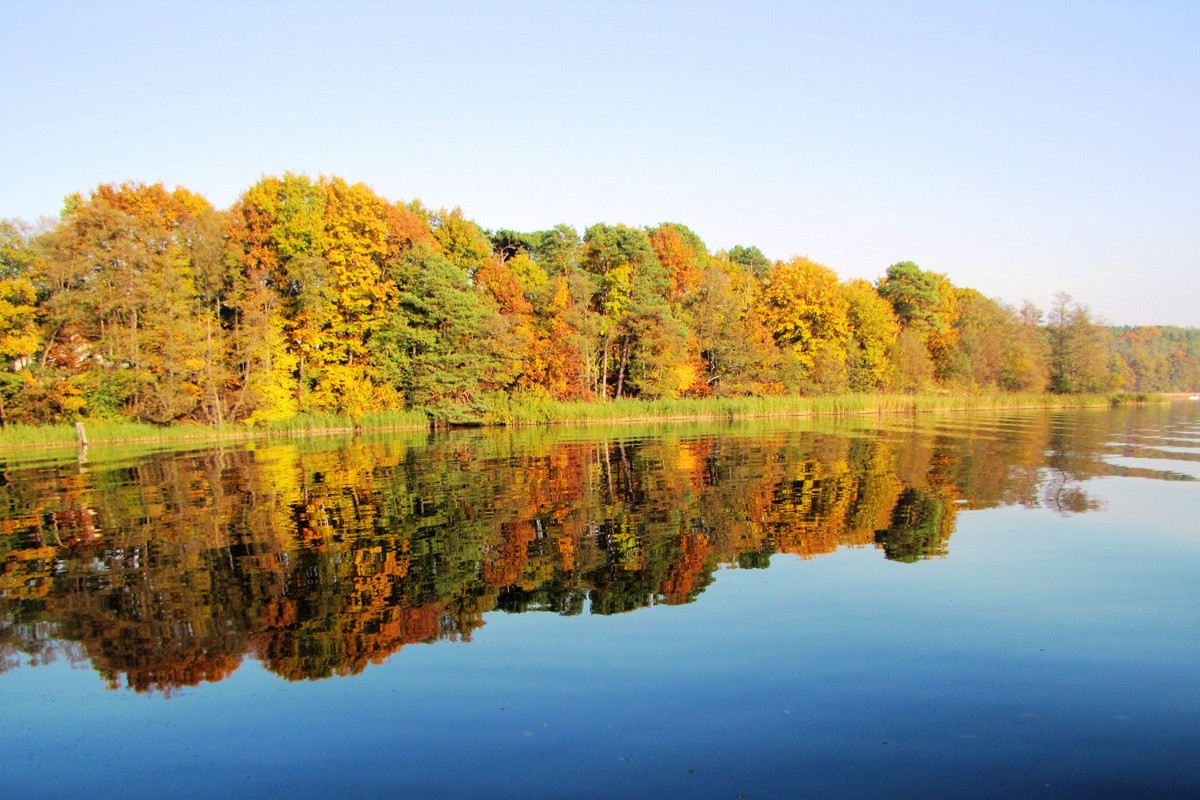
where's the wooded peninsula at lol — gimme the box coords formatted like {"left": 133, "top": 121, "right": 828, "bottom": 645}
{"left": 0, "top": 175, "right": 1196, "bottom": 433}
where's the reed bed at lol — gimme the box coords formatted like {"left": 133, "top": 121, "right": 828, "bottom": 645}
{"left": 0, "top": 420, "right": 254, "bottom": 448}
{"left": 261, "top": 409, "right": 429, "bottom": 434}
{"left": 478, "top": 391, "right": 1127, "bottom": 426}
{"left": 0, "top": 392, "right": 1156, "bottom": 452}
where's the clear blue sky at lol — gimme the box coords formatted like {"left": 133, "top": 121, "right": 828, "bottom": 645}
{"left": 4, "top": 0, "right": 1198, "bottom": 326}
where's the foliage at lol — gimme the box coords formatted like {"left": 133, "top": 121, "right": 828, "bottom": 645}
{"left": 841, "top": 279, "right": 898, "bottom": 391}
{"left": 0, "top": 176, "right": 1192, "bottom": 431}
{"left": 727, "top": 244, "right": 770, "bottom": 277}
{"left": 759, "top": 257, "right": 850, "bottom": 391}
{"left": 1047, "top": 293, "right": 1114, "bottom": 394}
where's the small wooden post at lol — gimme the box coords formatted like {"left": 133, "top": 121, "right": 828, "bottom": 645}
{"left": 75, "top": 421, "right": 88, "bottom": 447}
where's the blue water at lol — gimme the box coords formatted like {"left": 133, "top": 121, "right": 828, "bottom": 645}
{"left": 2, "top": 403, "right": 1198, "bottom": 798}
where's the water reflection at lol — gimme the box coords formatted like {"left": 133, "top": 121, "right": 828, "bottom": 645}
{"left": 1, "top": 402, "right": 1195, "bottom": 693}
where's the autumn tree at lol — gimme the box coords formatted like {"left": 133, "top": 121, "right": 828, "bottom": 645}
{"left": 892, "top": 329, "right": 935, "bottom": 393}
{"left": 431, "top": 206, "right": 493, "bottom": 276}
{"left": 951, "top": 288, "right": 1011, "bottom": 388}
{"left": 646, "top": 222, "right": 707, "bottom": 305}
{"left": 0, "top": 221, "right": 48, "bottom": 424}
{"left": 0, "top": 221, "right": 41, "bottom": 370}
{"left": 177, "top": 198, "right": 234, "bottom": 424}
{"left": 877, "top": 261, "right": 961, "bottom": 382}
{"left": 1000, "top": 301, "right": 1049, "bottom": 392}
{"left": 758, "top": 257, "right": 850, "bottom": 392}
{"left": 535, "top": 277, "right": 590, "bottom": 399}
{"left": 473, "top": 253, "right": 541, "bottom": 393}
{"left": 304, "top": 178, "right": 399, "bottom": 417}
{"left": 1047, "top": 292, "right": 1112, "bottom": 394}
{"left": 692, "top": 256, "right": 783, "bottom": 396}
{"left": 224, "top": 174, "right": 320, "bottom": 423}
{"left": 841, "top": 279, "right": 898, "bottom": 391}
{"left": 226, "top": 175, "right": 412, "bottom": 419}
{"left": 1111, "top": 326, "right": 1200, "bottom": 392}
{"left": 43, "top": 183, "right": 221, "bottom": 422}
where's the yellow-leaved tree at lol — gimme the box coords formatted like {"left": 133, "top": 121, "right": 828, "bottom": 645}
{"left": 307, "top": 178, "right": 397, "bottom": 417}
{"left": 757, "top": 257, "right": 850, "bottom": 392}
{"left": 841, "top": 279, "right": 899, "bottom": 391}
{"left": 225, "top": 174, "right": 321, "bottom": 423}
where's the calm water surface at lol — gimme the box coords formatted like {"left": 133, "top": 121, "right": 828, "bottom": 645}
{"left": 2, "top": 403, "right": 1199, "bottom": 798}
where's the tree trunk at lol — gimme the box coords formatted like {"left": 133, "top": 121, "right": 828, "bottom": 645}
{"left": 600, "top": 334, "right": 610, "bottom": 398}
{"left": 39, "top": 322, "right": 64, "bottom": 369}
{"left": 298, "top": 349, "right": 306, "bottom": 410}
{"left": 615, "top": 336, "right": 629, "bottom": 398}
{"left": 130, "top": 306, "right": 139, "bottom": 416}
{"left": 230, "top": 313, "right": 249, "bottom": 421}
{"left": 205, "top": 302, "right": 224, "bottom": 426}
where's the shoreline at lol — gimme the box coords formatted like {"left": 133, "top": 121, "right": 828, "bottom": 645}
{"left": 0, "top": 392, "right": 1163, "bottom": 453}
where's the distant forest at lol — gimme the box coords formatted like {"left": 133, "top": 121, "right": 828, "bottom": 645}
{"left": 0, "top": 175, "right": 1196, "bottom": 426}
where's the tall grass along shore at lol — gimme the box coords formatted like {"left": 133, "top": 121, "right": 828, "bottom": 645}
{"left": 0, "top": 392, "right": 1159, "bottom": 452}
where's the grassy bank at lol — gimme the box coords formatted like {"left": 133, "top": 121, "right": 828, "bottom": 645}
{"left": 476, "top": 391, "right": 1144, "bottom": 426}
{"left": 0, "top": 408, "right": 430, "bottom": 451}
{"left": 0, "top": 392, "right": 1159, "bottom": 452}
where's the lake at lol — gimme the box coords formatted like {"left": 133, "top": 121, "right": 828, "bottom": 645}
{"left": 2, "top": 401, "right": 1198, "bottom": 799}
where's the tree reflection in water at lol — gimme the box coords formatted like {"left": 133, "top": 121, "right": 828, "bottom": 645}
{"left": 0, "top": 404, "right": 1192, "bottom": 694}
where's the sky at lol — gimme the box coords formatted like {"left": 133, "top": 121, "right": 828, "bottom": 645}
{"left": 4, "top": 0, "right": 1198, "bottom": 326}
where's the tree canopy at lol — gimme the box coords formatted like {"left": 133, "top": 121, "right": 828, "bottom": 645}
{"left": 0, "top": 175, "right": 1191, "bottom": 426}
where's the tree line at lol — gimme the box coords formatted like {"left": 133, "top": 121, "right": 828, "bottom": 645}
{"left": 0, "top": 175, "right": 1196, "bottom": 426}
